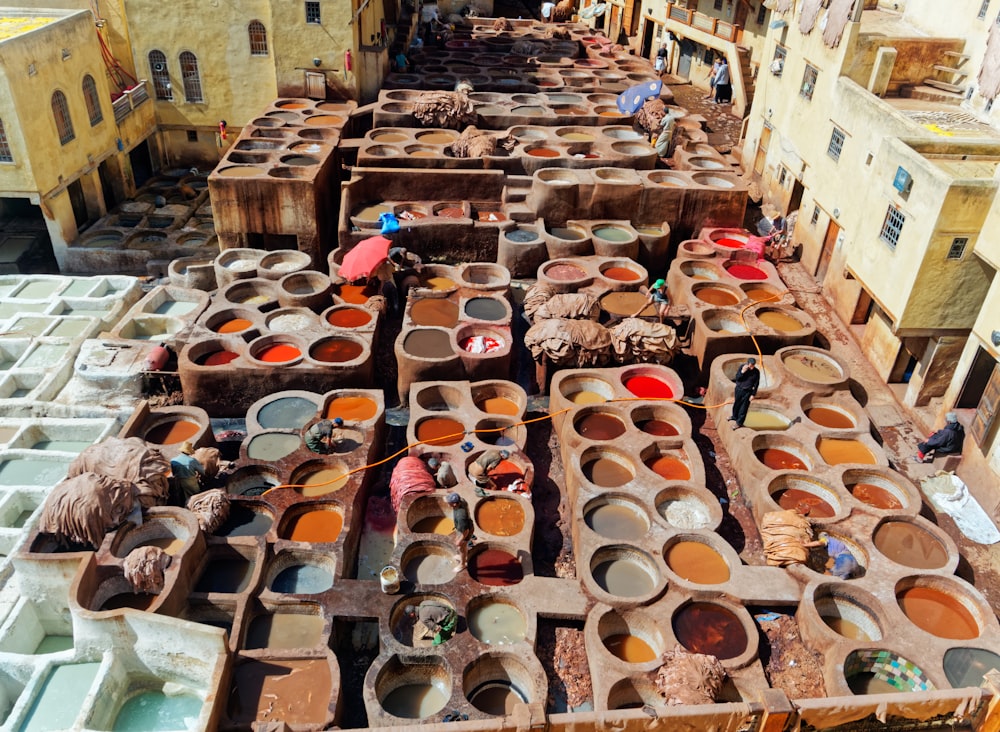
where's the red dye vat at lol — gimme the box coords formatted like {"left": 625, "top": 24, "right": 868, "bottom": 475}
{"left": 436, "top": 207, "right": 465, "bottom": 218}
{"left": 470, "top": 548, "right": 523, "bottom": 586}
{"left": 726, "top": 264, "right": 768, "bottom": 281}
{"left": 527, "top": 148, "right": 560, "bottom": 157}
{"left": 460, "top": 336, "right": 502, "bottom": 353}
{"left": 334, "top": 284, "right": 374, "bottom": 304}
{"left": 603, "top": 267, "right": 641, "bottom": 281}
{"left": 326, "top": 309, "right": 372, "bottom": 327}
{"left": 756, "top": 448, "right": 808, "bottom": 471}
{"left": 544, "top": 264, "right": 586, "bottom": 280}
{"left": 257, "top": 344, "right": 301, "bottom": 363}
{"left": 624, "top": 376, "right": 673, "bottom": 399}
{"left": 477, "top": 211, "right": 507, "bottom": 222}
{"left": 489, "top": 459, "right": 524, "bottom": 489}
{"left": 716, "top": 237, "right": 745, "bottom": 248}
{"left": 201, "top": 350, "right": 239, "bottom": 366}
{"left": 637, "top": 419, "right": 679, "bottom": 436}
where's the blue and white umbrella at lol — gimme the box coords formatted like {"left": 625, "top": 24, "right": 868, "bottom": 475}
{"left": 616, "top": 79, "right": 663, "bottom": 115}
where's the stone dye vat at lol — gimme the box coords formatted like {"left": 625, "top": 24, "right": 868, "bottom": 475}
{"left": 178, "top": 267, "right": 379, "bottom": 416}
{"left": 395, "top": 266, "right": 514, "bottom": 404}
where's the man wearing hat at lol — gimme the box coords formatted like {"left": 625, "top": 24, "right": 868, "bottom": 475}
{"left": 729, "top": 357, "right": 760, "bottom": 428}
{"left": 426, "top": 456, "right": 457, "bottom": 489}
{"left": 632, "top": 279, "right": 670, "bottom": 323}
{"left": 445, "top": 492, "right": 474, "bottom": 572}
{"left": 915, "top": 412, "right": 965, "bottom": 463}
{"left": 305, "top": 418, "right": 347, "bottom": 454}
{"left": 170, "top": 441, "right": 206, "bottom": 502}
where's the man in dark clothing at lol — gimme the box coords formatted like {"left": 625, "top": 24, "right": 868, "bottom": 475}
{"left": 729, "top": 357, "right": 760, "bottom": 428}
{"left": 446, "top": 492, "right": 474, "bottom": 572}
{"left": 468, "top": 449, "right": 510, "bottom": 496}
{"left": 916, "top": 412, "right": 965, "bottom": 462}
{"left": 405, "top": 600, "right": 458, "bottom": 645}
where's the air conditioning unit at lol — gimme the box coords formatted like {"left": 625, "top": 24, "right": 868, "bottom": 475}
{"left": 152, "top": 62, "right": 165, "bottom": 72}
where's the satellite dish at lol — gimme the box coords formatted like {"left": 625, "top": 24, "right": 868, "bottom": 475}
{"left": 580, "top": 4, "right": 596, "bottom": 18}
{"left": 593, "top": 3, "right": 607, "bottom": 16}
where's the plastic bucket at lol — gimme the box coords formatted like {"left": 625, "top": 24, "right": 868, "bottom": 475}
{"left": 380, "top": 565, "right": 400, "bottom": 594}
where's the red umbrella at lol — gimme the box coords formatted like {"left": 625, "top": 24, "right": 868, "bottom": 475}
{"left": 338, "top": 235, "right": 392, "bottom": 281}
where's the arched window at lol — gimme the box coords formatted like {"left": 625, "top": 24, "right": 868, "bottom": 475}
{"left": 82, "top": 74, "right": 103, "bottom": 126}
{"left": 180, "top": 51, "right": 203, "bottom": 103}
{"left": 0, "top": 119, "right": 12, "bottom": 163}
{"left": 149, "top": 50, "right": 172, "bottom": 100}
{"left": 248, "top": 20, "right": 268, "bottom": 56}
{"left": 51, "top": 91, "right": 75, "bottom": 145}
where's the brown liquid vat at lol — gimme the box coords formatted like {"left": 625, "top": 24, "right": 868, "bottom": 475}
{"left": 462, "top": 652, "right": 543, "bottom": 717}
{"left": 368, "top": 654, "right": 453, "bottom": 723}
{"left": 871, "top": 516, "right": 955, "bottom": 572}
{"left": 842, "top": 467, "right": 919, "bottom": 515}
{"left": 587, "top": 545, "right": 665, "bottom": 606}
{"left": 893, "top": 575, "right": 989, "bottom": 641}
{"left": 663, "top": 534, "right": 734, "bottom": 587}
{"left": 799, "top": 583, "right": 885, "bottom": 647}
{"left": 592, "top": 606, "right": 666, "bottom": 667}
{"left": 669, "top": 598, "right": 759, "bottom": 669}
{"left": 766, "top": 473, "right": 845, "bottom": 522}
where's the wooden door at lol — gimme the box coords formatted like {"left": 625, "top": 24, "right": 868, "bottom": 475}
{"left": 305, "top": 71, "right": 326, "bottom": 99}
{"left": 815, "top": 218, "right": 839, "bottom": 281}
{"left": 753, "top": 123, "right": 771, "bottom": 176}
{"left": 969, "top": 358, "right": 999, "bottom": 446}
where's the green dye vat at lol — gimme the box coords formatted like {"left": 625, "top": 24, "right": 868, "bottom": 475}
{"left": 48, "top": 319, "right": 95, "bottom": 338}
{"left": 19, "top": 662, "right": 101, "bottom": 731}
{"left": 112, "top": 690, "right": 203, "bottom": 731}
{"left": 20, "top": 344, "right": 69, "bottom": 369}
{"left": 0, "top": 302, "right": 47, "bottom": 319}
{"left": 33, "top": 635, "right": 73, "bottom": 654}
{"left": 7, "top": 318, "right": 52, "bottom": 336}
{"left": 15, "top": 281, "right": 62, "bottom": 299}
{"left": 32, "top": 440, "right": 94, "bottom": 453}
{"left": 62, "top": 280, "right": 98, "bottom": 297}
{"left": 11, "top": 509, "right": 34, "bottom": 528}
{"left": 0, "top": 459, "right": 70, "bottom": 487}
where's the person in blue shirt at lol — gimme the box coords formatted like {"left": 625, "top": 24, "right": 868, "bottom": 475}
{"left": 170, "top": 441, "right": 206, "bottom": 502}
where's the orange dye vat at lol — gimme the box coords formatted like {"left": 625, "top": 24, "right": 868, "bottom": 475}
{"left": 476, "top": 396, "right": 519, "bottom": 415}
{"left": 646, "top": 455, "right": 691, "bottom": 480}
{"left": 258, "top": 344, "right": 301, "bottom": 363}
{"left": 334, "top": 284, "right": 373, "bottom": 304}
{"left": 807, "top": 406, "right": 855, "bottom": 429}
{"left": 216, "top": 318, "right": 253, "bottom": 333}
{"left": 326, "top": 309, "right": 372, "bottom": 327}
{"left": 604, "top": 634, "right": 656, "bottom": 663}
{"left": 476, "top": 498, "right": 525, "bottom": 536}
{"left": 849, "top": 482, "right": 903, "bottom": 510}
{"left": 287, "top": 510, "right": 344, "bottom": 543}
{"left": 416, "top": 417, "right": 464, "bottom": 446}
{"left": 603, "top": 267, "right": 640, "bottom": 281}
{"left": 146, "top": 419, "right": 199, "bottom": 445}
{"left": 818, "top": 438, "right": 876, "bottom": 466}
{"left": 201, "top": 350, "right": 239, "bottom": 366}
{"left": 326, "top": 396, "right": 377, "bottom": 421}
{"left": 756, "top": 448, "right": 808, "bottom": 471}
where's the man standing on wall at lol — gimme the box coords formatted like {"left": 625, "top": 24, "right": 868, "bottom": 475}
{"left": 729, "top": 357, "right": 759, "bottom": 428}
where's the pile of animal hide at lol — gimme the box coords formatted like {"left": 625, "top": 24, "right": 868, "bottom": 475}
{"left": 552, "top": 0, "right": 575, "bottom": 21}
{"left": 492, "top": 17, "right": 513, "bottom": 30}
{"left": 187, "top": 488, "right": 230, "bottom": 534}
{"left": 653, "top": 645, "right": 727, "bottom": 705}
{"left": 67, "top": 437, "right": 170, "bottom": 508}
{"left": 609, "top": 317, "right": 678, "bottom": 364}
{"left": 635, "top": 98, "right": 668, "bottom": 136}
{"left": 448, "top": 126, "right": 517, "bottom": 159}
{"left": 760, "top": 509, "right": 815, "bottom": 566}
{"left": 523, "top": 284, "right": 600, "bottom": 323}
{"left": 123, "top": 546, "right": 171, "bottom": 594}
{"left": 524, "top": 318, "right": 613, "bottom": 367}
{"left": 390, "top": 456, "right": 437, "bottom": 512}
{"left": 39, "top": 473, "right": 139, "bottom": 548}
{"left": 413, "top": 86, "right": 476, "bottom": 129}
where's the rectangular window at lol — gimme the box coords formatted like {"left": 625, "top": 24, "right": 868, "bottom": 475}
{"left": 714, "top": 0, "right": 723, "bottom": 9}
{"left": 979, "top": 0, "right": 990, "bottom": 19}
{"left": 811, "top": 205, "right": 820, "bottom": 225}
{"left": 0, "top": 121, "right": 12, "bottom": 162}
{"left": 778, "top": 166, "right": 787, "bottom": 186}
{"left": 187, "top": 130, "right": 198, "bottom": 142}
{"left": 947, "top": 237, "right": 969, "bottom": 260}
{"left": 827, "top": 127, "right": 845, "bottom": 161}
{"left": 757, "top": 3, "right": 766, "bottom": 24}
{"left": 801, "top": 64, "right": 818, "bottom": 100}
{"left": 771, "top": 45, "right": 786, "bottom": 76}
{"left": 305, "top": 1, "right": 321, "bottom": 23}
{"left": 880, "top": 206, "right": 905, "bottom": 249}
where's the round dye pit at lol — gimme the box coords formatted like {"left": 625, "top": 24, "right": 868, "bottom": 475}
{"left": 844, "top": 471, "right": 906, "bottom": 510}
{"left": 476, "top": 498, "right": 525, "bottom": 536}
{"left": 505, "top": 228, "right": 538, "bottom": 243}
{"left": 470, "top": 548, "right": 523, "bottom": 586}
{"left": 944, "top": 648, "right": 1000, "bottom": 688}
{"left": 601, "top": 266, "right": 641, "bottom": 282}
{"left": 725, "top": 263, "right": 768, "bottom": 281}
{"left": 755, "top": 447, "right": 810, "bottom": 471}
{"left": 743, "top": 407, "right": 791, "bottom": 431}
{"left": 464, "top": 297, "right": 507, "bottom": 321}
{"left": 214, "top": 317, "right": 254, "bottom": 334}
{"left": 246, "top": 433, "right": 301, "bottom": 461}
{"left": 781, "top": 350, "right": 845, "bottom": 384}
{"left": 216, "top": 505, "right": 273, "bottom": 536}
{"left": 873, "top": 521, "right": 948, "bottom": 569}
{"left": 255, "top": 343, "right": 302, "bottom": 364}
{"left": 806, "top": 405, "right": 856, "bottom": 429}
{"left": 665, "top": 540, "right": 730, "bottom": 584}
{"left": 604, "top": 634, "right": 656, "bottom": 663}
{"left": 403, "top": 546, "right": 457, "bottom": 584}
{"left": 897, "top": 585, "right": 979, "bottom": 640}
{"left": 326, "top": 307, "right": 373, "bottom": 328}
{"left": 644, "top": 453, "right": 691, "bottom": 480}
{"left": 284, "top": 509, "right": 344, "bottom": 543}
{"left": 582, "top": 454, "right": 634, "bottom": 487}
{"left": 623, "top": 375, "right": 673, "bottom": 399}
{"left": 475, "top": 395, "right": 520, "bottom": 416}
{"left": 714, "top": 236, "right": 747, "bottom": 248}
{"left": 246, "top": 612, "right": 325, "bottom": 650}
{"left": 410, "top": 299, "right": 459, "bottom": 327}
{"left": 293, "top": 465, "right": 349, "bottom": 496}
{"left": 815, "top": 590, "right": 882, "bottom": 641}
{"left": 381, "top": 682, "right": 448, "bottom": 719}
{"left": 593, "top": 226, "right": 632, "bottom": 242}
{"left": 435, "top": 206, "right": 464, "bottom": 218}
{"left": 468, "top": 601, "right": 526, "bottom": 645}
{"left": 543, "top": 263, "right": 586, "bottom": 281}
{"left": 416, "top": 417, "right": 464, "bottom": 446}
{"left": 575, "top": 412, "right": 627, "bottom": 440}
{"left": 310, "top": 338, "right": 363, "bottom": 363}
{"left": 818, "top": 438, "right": 876, "bottom": 465}
{"left": 584, "top": 499, "right": 648, "bottom": 540}
{"left": 269, "top": 564, "right": 333, "bottom": 594}
{"left": 411, "top": 515, "right": 454, "bottom": 534}
{"left": 420, "top": 274, "right": 458, "bottom": 291}
{"left": 144, "top": 419, "right": 200, "bottom": 445}
{"left": 694, "top": 285, "right": 741, "bottom": 306}
{"left": 333, "top": 283, "right": 376, "bottom": 304}
{"left": 672, "top": 603, "right": 747, "bottom": 659}
{"left": 101, "top": 592, "right": 156, "bottom": 611}
{"left": 560, "top": 378, "right": 613, "bottom": 405}
{"left": 403, "top": 329, "right": 453, "bottom": 359}
{"left": 657, "top": 493, "right": 712, "bottom": 529}
{"left": 469, "top": 681, "right": 528, "bottom": 716}
{"left": 845, "top": 650, "right": 933, "bottom": 695}
{"left": 256, "top": 396, "right": 319, "bottom": 430}
{"left": 600, "top": 291, "right": 654, "bottom": 318}
{"left": 198, "top": 350, "right": 239, "bottom": 366}
{"left": 757, "top": 310, "right": 804, "bottom": 332}
{"left": 591, "top": 551, "right": 656, "bottom": 598}
{"left": 417, "top": 131, "right": 457, "bottom": 144}
{"left": 636, "top": 418, "right": 679, "bottom": 436}
{"left": 704, "top": 311, "right": 747, "bottom": 333}
{"left": 773, "top": 486, "right": 836, "bottom": 518}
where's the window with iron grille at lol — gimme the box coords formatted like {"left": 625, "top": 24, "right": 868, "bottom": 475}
{"left": 771, "top": 45, "right": 786, "bottom": 76}
{"left": 180, "top": 52, "right": 203, "bottom": 103}
{"left": 979, "top": 0, "right": 990, "bottom": 19}
{"left": 0, "top": 119, "right": 12, "bottom": 162}
{"left": 714, "top": 0, "right": 723, "bottom": 9}
{"left": 249, "top": 21, "right": 268, "bottom": 55}
{"left": 801, "top": 64, "right": 818, "bottom": 100}
{"left": 306, "top": 1, "right": 321, "bottom": 23}
{"left": 947, "top": 237, "right": 969, "bottom": 260}
{"left": 811, "top": 205, "right": 820, "bottom": 225}
{"left": 880, "top": 206, "right": 905, "bottom": 249}
{"left": 51, "top": 91, "right": 75, "bottom": 145}
{"left": 82, "top": 74, "right": 103, "bottom": 126}
{"left": 757, "top": 3, "right": 766, "bottom": 24}
{"left": 149, "top": 51, "right": 172, "bottom": 100}
{"left": 827, "top": 126, "right": 845, "bottom": 161}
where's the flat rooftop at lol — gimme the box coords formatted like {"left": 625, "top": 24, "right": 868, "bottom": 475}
{"left": 0, "top": 12, "right": 61, "bottom": 42}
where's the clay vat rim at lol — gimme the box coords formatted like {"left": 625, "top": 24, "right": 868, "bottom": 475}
{"left": 893, "top": 574, "right": 988, "bottom": 640}
{"left": 580, "top": 445, "right": 637, "bottom": 487}
{"left": 870, "top": 515, "right": 953, "bottom": 571}
{"left": 841, "top": 467, "right": 916, "bottom": 512}
{"left": 654, "top": 485, "right": 721, "bottom": 531}
{"left": 582, "top": 493, "right": 651, "bottom": 538}
{"left": 809, "top": 581, "right": 886, "bottom": 641}
{"left": 670, "top": 599, "right": 759, "bottom": 667}
{"left": 572, "top": 407, "right": 629, "bottom": 440}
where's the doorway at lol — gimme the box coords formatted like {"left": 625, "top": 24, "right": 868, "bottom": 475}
{"left": 129, "top": 140, "right": 154, "bottom": 189}
{"left": 641, "top": 20, "right": 655, "bottom": 59}
{"left": 958, "top": 346, "right": 997, "bottom": 408}
{"left": 67, "top": 180, "right": 89, "bottom": 231}
{"left": 677, "top": 39, "right": 695, "bottom": 78}
{"left": 753, "top": 123, "right": 771, "bottom": 176}
{"left": 815, "top": 218, "right": 839, "bottom": 282}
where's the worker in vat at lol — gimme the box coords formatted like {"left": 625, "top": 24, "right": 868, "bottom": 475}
{"left": 304, "top": 418, "right": 348, "bottom": 454}
{"left": 915, "top": 411, "right": 965, "bottom": 463}
{"left": 468, "top": 449, "right": 510, "bottom": 497}
{"left": 631, "top": 279, "right": 670, "bottom": 324}
{"left": 728, "top": 357, "right": 759, "bottom": 429}
{"left": 446, "top": 492, "right": 474, "bottom": 572}
{"left": 426, "top": 456, "right": 458, "bottom": 489}
{"left": 817, "top": 533, "right": 859, "bottom": 580}
{"left": 404, "top": 600, "right": 457, "bottom": 645}
{"left": 170, "top": 441, "right": 206, "bottom": 503}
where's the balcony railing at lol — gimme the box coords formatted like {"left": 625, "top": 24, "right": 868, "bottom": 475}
{"left": 112, "top": 80, "right": 151, "bottom": 124}
{"left": 666, "top": 3, "right": 740, "bottom": 42}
